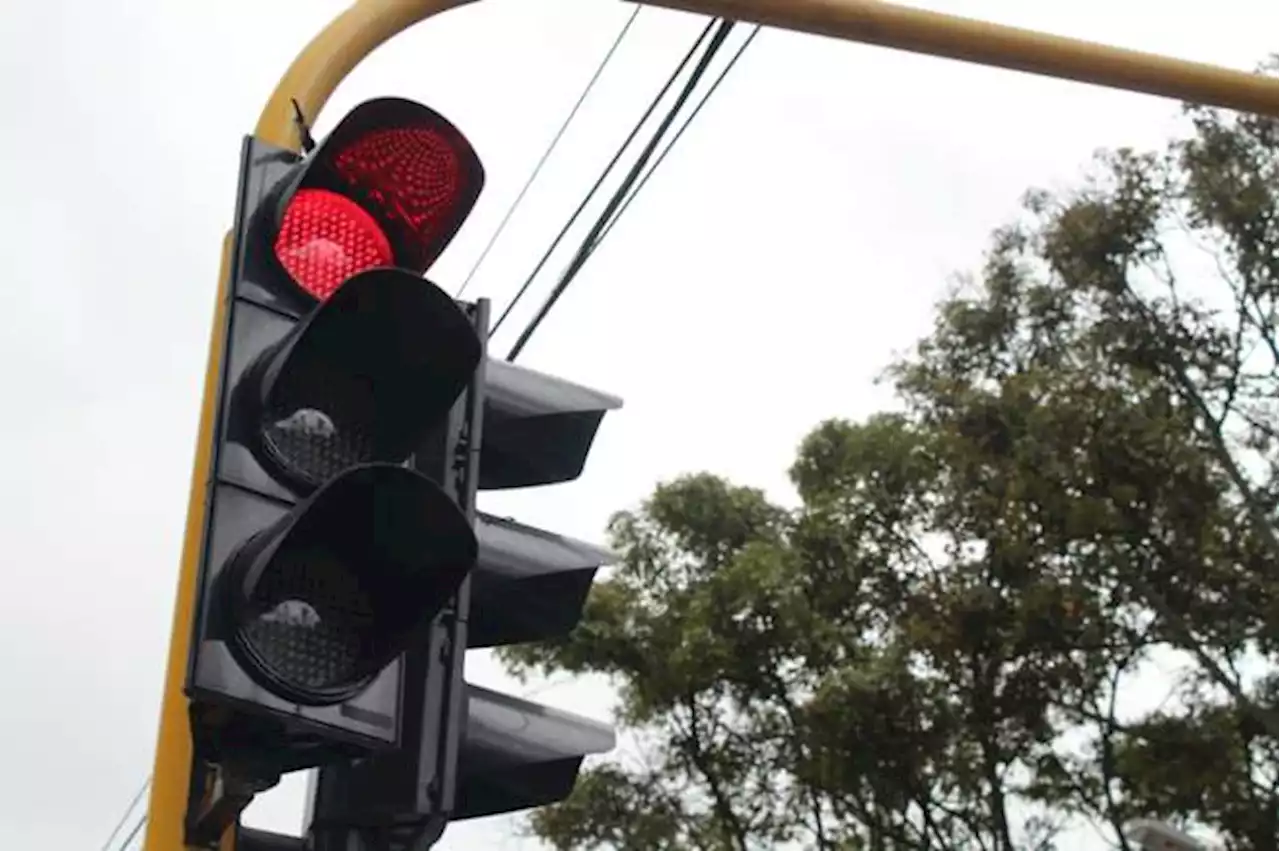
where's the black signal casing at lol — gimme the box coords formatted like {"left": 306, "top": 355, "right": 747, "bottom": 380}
{"left": 187, "top": 137, "right": 396, "bottom": 769}
{"left": 186, "top": 131, "right": 481, "bottom": 775}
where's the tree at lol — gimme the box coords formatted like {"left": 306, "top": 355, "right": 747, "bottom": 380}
{"left": 500, "top": 89, "right": 1278, "bottom": 851}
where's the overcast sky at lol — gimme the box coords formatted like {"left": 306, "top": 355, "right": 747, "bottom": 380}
{"left": 0, "top": 1, "right": 1273, "bottom": 849}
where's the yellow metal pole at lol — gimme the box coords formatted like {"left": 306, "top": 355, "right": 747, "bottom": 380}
{"left": 256, "top": 0, "right": 1275, "bottom": 156}
{"left": 144, "top": 235, "right": 236, "bottom": 851}
{"left": 643, "top": 0, "right": 1278, "bottom": 117}
{"left": 256, "top": 0, "right": 475, "bottom": 151}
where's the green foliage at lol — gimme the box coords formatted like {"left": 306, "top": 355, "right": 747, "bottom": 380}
{"left": 499, "top": 96, "right": 1278, "bottom": 851}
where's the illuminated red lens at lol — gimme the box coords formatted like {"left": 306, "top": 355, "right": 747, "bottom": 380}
{"left": 274, "top": 189, "right": 394, "bottom": 302}
{"left": 330, "top": 126, "right": 467, "bottom": 270}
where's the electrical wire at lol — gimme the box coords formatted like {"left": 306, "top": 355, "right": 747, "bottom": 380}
{"left": 505, "top": 19, "right": 738, "bottom": 362}
{"left": 589, "top": 24, "right": 761, "bottom": 256}
{"left": 455, "top": 4, "right": 643, "bottom": 297}
{"left": 490, "top": 18, "right": 720, "bottom": 337}
{"left": 97, "top": 777, "right": 151, "bottom": 851}
{"left": 116, "top": 814, "right": 146, "bottom": 851}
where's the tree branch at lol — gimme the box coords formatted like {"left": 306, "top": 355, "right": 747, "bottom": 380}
{"left": 682, "top": 695, "right": 751, "bottom": 851}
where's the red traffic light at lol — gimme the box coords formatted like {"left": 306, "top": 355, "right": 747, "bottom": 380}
{"left": 182, "top": 114, "right": 489, "bottom": 823}
{"left": 272, "top": 98, "right": 484, "bottom": 303}
{"left": 274, "top": 189, "right": 395, "bottom": 302}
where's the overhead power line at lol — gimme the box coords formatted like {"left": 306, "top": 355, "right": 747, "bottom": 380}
{"left": 590, "top": 24, "right": 761, "bottom": 256}
{"left": 505, "top": 18, "right": 738, "bottom": 362}
{"left": 116, "top": 815, "right": 146, "bottom": 851}
{"left": 455, "top": 4, "right": 642, "bottom": 298}
{"left": 97, "top": 777, "right": 150, "bottom": 851}
{"left": 490, "top": 17, "right": 720, "bottom": 338}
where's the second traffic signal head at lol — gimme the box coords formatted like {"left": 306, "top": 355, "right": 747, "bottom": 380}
{"left": 306, "top": 358, "right": 623, "bottom": 842}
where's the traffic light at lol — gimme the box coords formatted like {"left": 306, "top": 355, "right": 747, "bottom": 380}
{"left": 183, "top": 97, "right": 488, "bottom": 844}
{"left": 460, "top": 359, "right": 622, "bottom": 821}
{"left": 307, "top": 357, "right": 621, "bottom": 850}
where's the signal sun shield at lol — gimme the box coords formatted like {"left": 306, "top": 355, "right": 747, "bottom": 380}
{"left": 240, "top": 268, "right": 482, "bottom": 491}
{"left": 221, "top": 463, "right": 478, "bottom": 706}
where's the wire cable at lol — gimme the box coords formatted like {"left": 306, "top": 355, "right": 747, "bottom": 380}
{"left": 505, "top": 19, "right": 738, "bottom": 361}
{"left": 490, "top": 17, "right": 719, "bottom": 337}
{"left": 116, "top": 814, "right": 146, "bottom": 851}
{"left": 589, "top": 24, "right": 761, "bottom": 256}
{"left": 455, "top": 4, "right": 643, "bottom": 297}
{"left": 97, "top": 777, "right": 151, "bottom": 851}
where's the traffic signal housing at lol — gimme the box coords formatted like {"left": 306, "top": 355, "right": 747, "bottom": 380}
{"left": 183, "top": 97, "right": 487, "bottom": 845}
{"left": 308, "top": 358, "right": 621, "bottom": 850}
{"left": 458, "top": 361, "right": 621, "bottom": 819}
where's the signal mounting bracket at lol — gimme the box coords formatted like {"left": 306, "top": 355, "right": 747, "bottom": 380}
{"left": 185, "top": 755, "right": 281, "bottom": 848}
